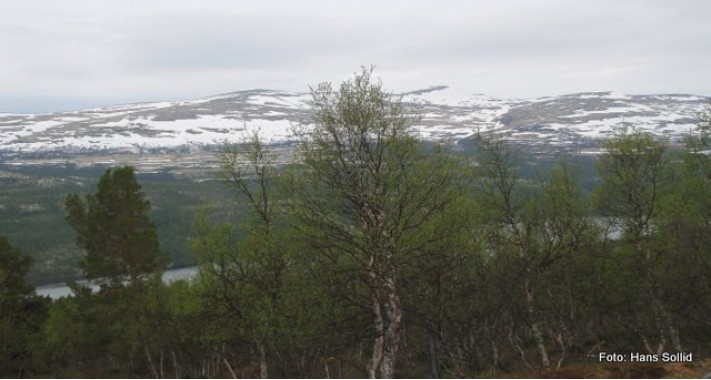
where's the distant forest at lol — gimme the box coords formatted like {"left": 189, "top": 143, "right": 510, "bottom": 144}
{"left": 2, "top": 69, "right": 711, "bottom": 378}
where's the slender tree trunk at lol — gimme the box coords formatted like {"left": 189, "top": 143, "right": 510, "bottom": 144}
{"left": 258, "top": 341, "right": 269, "bottom": 379}
{"left": 555, "top": 330, "right": 566, "bottom": 369}
{"left": 666, "top": 314, "right": 683, "bottom": 352}
{"left": 381, "top": 273, "right": 402, "bottom": 379}
{"left": 367, "top": 281, "right": 385, "bottom": 378}
{"left": 366, "top": 290, "right": 404, "bottom": 380}
{"left": 508, "top": 328, "right": 532, "bottom": 370}
{"left": 223, "top": 358, "right": 238, "bottom": 379}
{"left": 524, "top": 272, "right": 550, "bottom": 368}
{"left": 160, "top": 349, "right": 165, "bottom": 379}
{"left": 145, "top": 347, "right": 159, "bottom": 379}
{"left": 637, "top": 239, "right": 683, "bottom": 352}
{"left": 491, "top": 338, "right": 499, "bottom": 374}
{"left": 428, "top": 330, "right": 440, "bottom": 379}
{"left": 366, "top": 250, "right": 387, "bottom": 379}
{"left": 650, "top": 277, "right": 682, "bottom": 352}
{"left": 171, "top": 351, "right": 180, "bottom": 379}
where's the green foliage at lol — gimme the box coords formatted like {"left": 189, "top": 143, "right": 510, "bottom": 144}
{"left": 595, "top": 128, "right": 671, "bottom": 235}
{"left": 6, "top": 79, "right": 711, "bottom": 379}
{"left": 0, "top": 164, "right": 238, "bottom": 284}
{"left": 0, "top": 236, "right": 49, "bottom": 377}
{"left": 286, "top": 68, "right": 471, "bottom": 377}
{"left": 193, "top": 133, "right": 294, "bottom": 377}
{"left": 41, "top": 277, "right": 181, "bottom": 377}
{"left": 0, "top": 236, "right": 34, "bottom": 299}
{"left": 65, "top": 166, "right": 168, "bottom": 281}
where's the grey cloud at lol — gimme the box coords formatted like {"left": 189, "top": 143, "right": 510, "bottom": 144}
{"left": 0, "top": 0, "right": 709, "bottom": 112}
{"left": 115, "top": 13, "right": 378, "bottom": 73}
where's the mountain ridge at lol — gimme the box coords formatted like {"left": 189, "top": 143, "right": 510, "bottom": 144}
{"left": 0, "top": 87, "right": 708, "bottom": 160}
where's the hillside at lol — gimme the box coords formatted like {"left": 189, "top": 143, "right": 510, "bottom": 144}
{"left": 1, "top": 87, "right": 707, "bottom": 165}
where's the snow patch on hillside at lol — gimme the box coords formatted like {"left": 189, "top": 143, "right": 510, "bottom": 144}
{"left": 0, "top": 87, "right": 707, "bottom": 155}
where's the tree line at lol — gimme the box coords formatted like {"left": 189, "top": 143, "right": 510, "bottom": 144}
{"left": 1, "top": 69, "right": 710, "bottom": 378}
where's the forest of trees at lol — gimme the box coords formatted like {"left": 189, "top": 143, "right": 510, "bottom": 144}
{"left": 1, "top": 69, "right": 711, "bottom": 378}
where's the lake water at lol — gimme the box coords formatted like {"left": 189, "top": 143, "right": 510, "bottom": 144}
{"left": 36, "top": 266, "right": 198, "bottom": 299}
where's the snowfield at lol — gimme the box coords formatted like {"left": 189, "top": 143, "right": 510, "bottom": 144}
{"left": 0, "top": 87, "right": 707, "bottom": 155}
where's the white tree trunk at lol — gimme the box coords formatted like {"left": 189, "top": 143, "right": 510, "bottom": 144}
{"left": 367, "top": 272, "right": 385, "bottom": 379}
{"left": 525, "top": 273, "right": 550, "bottom": 368}
{"left": 380, "top": 275, "right": 402, "bottom": 379}
{"left": 258, "top": 342, "right": 268, "bottom": 379}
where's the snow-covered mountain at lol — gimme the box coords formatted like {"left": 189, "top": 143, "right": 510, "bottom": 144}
{"left": 0, "top": 86, "right": 707, "bottom": 159}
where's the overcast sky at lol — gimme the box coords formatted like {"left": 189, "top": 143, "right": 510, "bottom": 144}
{"left": 1, "top": 0, "right": 709, "bottom": 113}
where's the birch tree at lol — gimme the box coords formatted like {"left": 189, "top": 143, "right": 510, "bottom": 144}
{"left": 289, "top": 68, "right": 462, "bottom": 378}
{"left": 595, "top": 128, "right": 682, "bottom": 353}
{"left": 193, "top": 132, "right": 283, "bottom": 379}
{"left": 475, "top": 135, "right": 591, "bottom": 368}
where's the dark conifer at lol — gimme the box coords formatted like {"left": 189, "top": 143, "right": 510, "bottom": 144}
{"left": 66, "top": 166, "right": 167, "bottom": 283}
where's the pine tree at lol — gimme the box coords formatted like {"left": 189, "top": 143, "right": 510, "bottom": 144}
{"left": 65, "top": 166, "right": 167, "bottom": 283}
